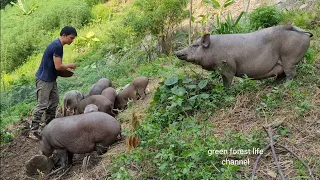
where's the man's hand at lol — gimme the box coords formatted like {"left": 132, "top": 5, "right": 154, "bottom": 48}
{"left": 53, "top": 56, "right": 77, "bottom": 71}
{"left": 68, "top": 63, "right": 76, "bottom": 70}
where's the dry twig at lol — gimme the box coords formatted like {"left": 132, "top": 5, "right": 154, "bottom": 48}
{"left": 251, "top": 125, "right": 316, "bottom": 180}
{"left": 265, "top": 126, "right": 286, "bottom": 180}
{"left": 276, "top": 145, "right": 316, "bottom": 180}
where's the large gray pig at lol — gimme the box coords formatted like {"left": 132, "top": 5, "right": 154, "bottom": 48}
{"left": 89, "top": 78, "right": 112, "bottom": 96}
{"left": 34, "top": 112, "right": 121, "bottom": 168}
{"left": 174, "top": 25, "right": 312, "bottom": 88}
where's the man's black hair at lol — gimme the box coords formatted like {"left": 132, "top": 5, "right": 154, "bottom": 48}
{"left": 60, "top": 26, "right": 77, "bottom": 36}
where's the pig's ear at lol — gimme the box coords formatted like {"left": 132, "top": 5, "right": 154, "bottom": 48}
{"left": 33, "top": 132, "right": 42, "bottom": 140}
{"left": 201, "top": 34, "right": 211, "bottom": 48}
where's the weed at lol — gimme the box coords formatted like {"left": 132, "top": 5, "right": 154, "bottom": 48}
{"left": 204, "top": 0, "right": 246, "bottom": 34}
{"left": 0, "top": 131, "right": 14, "bottom": 143}
{"left": 256, "top": 86, "right": 286, "bottom": 117}
{"left": 249, "top": 6, "right": 283, "bottom": 30}
{"left": 110, "top": 117, "right": 265, "bottom": 179}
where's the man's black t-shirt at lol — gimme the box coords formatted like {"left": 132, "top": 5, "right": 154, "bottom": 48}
{"left": 35, "top": 38, "right": 63, "bottom": 82}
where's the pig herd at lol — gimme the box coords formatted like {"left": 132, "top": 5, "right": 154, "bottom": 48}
{"left": 26, "top": 25, "right": 313, "bottom": 176}
{"left": 27, "top": 76, "right": 149, "bottom": 175}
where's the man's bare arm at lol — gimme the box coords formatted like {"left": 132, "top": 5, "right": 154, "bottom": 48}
{"left": 53, "top": 56, "right": 76, "bottom": 71}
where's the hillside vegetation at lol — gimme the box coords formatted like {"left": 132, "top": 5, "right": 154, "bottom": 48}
{"left": 0, "top": 0, "right": 319, "bottom": 179}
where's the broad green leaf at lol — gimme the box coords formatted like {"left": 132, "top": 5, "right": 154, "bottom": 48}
{"left": 199, "top": 93, "right": 210, "bottom": 99}
{"left": 182, "top": 78, "right": 192, "bottom": 84}
{"left": 183, "top": 168, "right": 189, "bottom": 174}
{"left": 83, "top": 65, "right": 89, "bottom": 70}
{"left": 203, "top": 0, "right": 220, "bottom": 9}
{"left": 171, "top": 86, "right": 186, "bottom": 96}
{"left": 191, "top": 16, "right": 195, "bottom": 22}
{"left": 86, "top": 31, "right": 95, "bottom": 38}
{"left": 175, "top": 162, "right": 185, "bottom": 167}
{"left": 223, "top": 0, "right": 234, "bottom": 8}
{"left": 92, "top": 37, "right": 100, "bottom": 41}
{"left": 165, "top": 76, "right": 179, "bottom": 86}
{"left": 198, "top": 80, "right": 208, "bottom": 89}
{"left": 79, "top": 36, "right": 87, "bottom": 40}
{"left": 186, "top": 85, "right": 197, "bottom": 89}
{"left": 90, "top": 63, "right": 96, "bottom": 69}
{"left": 189, "top": 95, "right": 198, "bottom": 101}
{"left": 182, "top": 105, "right": 193, "bottom": 111}
{"left": 159, "top": 162, "right": 168, "bottom": 171}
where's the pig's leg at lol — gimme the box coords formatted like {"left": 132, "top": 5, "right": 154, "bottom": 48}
{"left": 95, "top": 143, "right": 109, "bottom": 155}
{"left": 57, "top": 149, "right": 68, "bottom": 169}
{"left": 221, "top": 69, "right": 235, "bottom": 89}
{"left": 95, "top": 137, "right": 118, "bottom": 155}
{"left": 137, "top": 88, "right": 146, "bottom": 99}
{"left": 283, "top": 64, "right": 297, "bottom": 81}
{"left": 221, "top": 60, "right": 236, "bottom": 88}
{"left": 67, "top": 150, "right": 74, "bottom": 166}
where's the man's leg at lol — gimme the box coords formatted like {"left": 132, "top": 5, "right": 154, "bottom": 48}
{"left": 45, "top": 82, "right": 59, "bottom": 124}
{"left": 31, "top": 79, "right": 52, "bottom": 134}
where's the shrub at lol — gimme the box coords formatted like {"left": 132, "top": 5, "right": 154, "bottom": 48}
{"left": 249, "top": 6, "right": 283, "bottom": 30}
{"left": 124, "top": 0, "right": 189, "bottom": 54}
{"left": 0, "top": 0, "right": 15, "bottom": 9}
{"left": 0, "top": 0, "right": 91, "bottom": 73}
{"left": 91, "top": 3, "right": 113, "bottom": 21}
{"left": 204, "top": 0, "right": 246, "bottom": 34}
{"left": 110, "top": 116, "right": 266, "bottom": 179}
{"left": 282, "top": 11, "right": 313, "bottom": 29}
{"left": 85, "top": 0, "right": 107, "bottom": 7}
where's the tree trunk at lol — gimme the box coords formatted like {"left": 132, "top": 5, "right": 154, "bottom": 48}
{"left": 189, "top": 0, "right": 193, "bottom": 45}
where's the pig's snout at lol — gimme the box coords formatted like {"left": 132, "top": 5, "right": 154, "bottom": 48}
{"left": 174, "top": 50, "right": 187, "bottom": 60}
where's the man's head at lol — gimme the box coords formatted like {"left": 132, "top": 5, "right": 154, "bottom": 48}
{"left": 60, "top": 26, "right": 77, "bottom": 45}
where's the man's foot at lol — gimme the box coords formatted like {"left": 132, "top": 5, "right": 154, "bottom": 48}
{"left": 28, "top": 130, "right": 40, "bottom": 140}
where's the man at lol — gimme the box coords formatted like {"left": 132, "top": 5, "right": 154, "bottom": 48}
{"left": 29, "top": 26, "right": 77, "bottom": 139}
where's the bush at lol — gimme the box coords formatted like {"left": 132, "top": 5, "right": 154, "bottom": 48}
{"left": 249, "top": 6, "right": 283, "bottom": 30}
{"left": 91, "top": 3, "right": 113, "bottom": 21}
{"left": 85, "top": 0, "right": 107, "bottom": 7}
{"left": 124, "top": 0, "right": 189, "bottom": 54}
{"left": 0, "top": 0, "right": 91, "bottom": 73}
{"left": 110, "top": 116, "right": 266, "bottom": 179}
{"left": 0, "top": 0, "right": 15, "bottom": 9}
{"left": 282, "top": 11, "right": 314, "bottom": 29}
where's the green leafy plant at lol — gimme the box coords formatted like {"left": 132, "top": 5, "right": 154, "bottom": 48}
{"left": 10, "top": 0, "right": 38, "bottom": 15}
{"left": 249, "top": 6, "right": 283, "bottom": 30}
{"left": 0, "top": 131, "right": 14, "bottom": 143}
{"left": 256, "top": 87, "right": 285, "bottom": 117}
{"left": 203, "top": 0, "right": 245, "bottom": 34}
{"left": 124, "top": 0, "right": 189, "bottom": 54}
{"left": 74, "top": 31, "right": 101, "bottom": 52}
{"left": 1, "top": 0, "right": 91, "bottom": 73}
{"left": 110, "top": 116, "right": 265, "bottom": 179}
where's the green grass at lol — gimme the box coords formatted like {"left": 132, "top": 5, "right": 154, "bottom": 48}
{"left": 0, "top": 0, "right": 320, "bottom": 179}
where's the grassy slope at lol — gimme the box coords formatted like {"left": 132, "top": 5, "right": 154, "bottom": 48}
{"left": 0, "top": 0, "right": 319, "bottom": 179}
